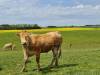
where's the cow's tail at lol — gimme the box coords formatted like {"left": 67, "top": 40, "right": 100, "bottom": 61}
{"left": 58, "top": 46, "right": 61, "bottom": 58}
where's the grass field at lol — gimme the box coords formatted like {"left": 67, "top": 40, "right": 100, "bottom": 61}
{"left": 0, "top": 28, "right": 100, "bottom": 75}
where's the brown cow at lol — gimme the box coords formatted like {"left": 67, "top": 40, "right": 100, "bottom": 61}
{"left": 17, "top": 31, "right": 62, "bottom": 72}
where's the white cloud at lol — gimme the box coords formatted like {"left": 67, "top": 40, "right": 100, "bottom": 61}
{"left": 71, "top": 4, "right": 100, "bottom": 9}
{"left": 94, "top": 5, "right": 100, "bottom": 9}
{"left": 0, "top": 0, "right": 100, "bottom": 25}
{"left": 76, "top": 4, "right": 84, "bottom": 8}
{"left": 40, "top": 4, "right": 100, "bottom": 17}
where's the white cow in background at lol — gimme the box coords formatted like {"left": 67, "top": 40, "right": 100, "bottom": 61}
{"left": 3, "top": 43, "right": 16, "bottom": 50}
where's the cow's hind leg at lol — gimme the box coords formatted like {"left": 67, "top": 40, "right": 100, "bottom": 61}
{"left": 54, "top": 48, "right": 59, "bottom": 66}
{"left": 11, "top": 46, "right": 13, "bottom": 51}
{"left": 49, "top": 47, "right": 59, "bottom": 67}
{"left": 49, "top": 49, "right": 56, "bottom": 67}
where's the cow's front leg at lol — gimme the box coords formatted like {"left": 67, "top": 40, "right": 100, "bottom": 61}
{"left": 35, "top": 50, "right": 41, "bottom": 71}
{"left": 21, "top": 52, "right": 29, "bottom": 72}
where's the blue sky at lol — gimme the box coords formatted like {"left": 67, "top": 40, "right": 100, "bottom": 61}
{"left": 0, "top": 0, "right": 100, "bottom": 26}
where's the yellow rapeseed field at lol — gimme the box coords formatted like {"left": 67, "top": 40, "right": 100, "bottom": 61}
{"left": 0, "top": 28, "right": 99, "bottom": 33}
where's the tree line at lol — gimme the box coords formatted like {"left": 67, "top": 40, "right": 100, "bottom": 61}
{"left": 1, "top": 24, "right": 99, "bottom": 30}
{"left": 0, "top": 24, "right": 41, "bottom": 30}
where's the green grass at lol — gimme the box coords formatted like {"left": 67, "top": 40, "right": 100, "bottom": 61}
{"left": 1, "top": 30, "right": 100, "bottom": 75}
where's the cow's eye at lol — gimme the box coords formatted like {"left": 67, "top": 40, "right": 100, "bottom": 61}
{"left": 25, "top": 36, "right": 28, "bottom": 40}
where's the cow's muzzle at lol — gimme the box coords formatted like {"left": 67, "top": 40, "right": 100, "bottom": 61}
{"left": 21, "top": 42, "right": 27, "bottom": 45}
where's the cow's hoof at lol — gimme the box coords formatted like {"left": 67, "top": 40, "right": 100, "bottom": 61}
{"left": 21, "top": 69, "right": 27, "bottom": 72}
{"left": 37, "top": 68, "right": 42, "bottom": 71}
{"left": 27, "top": 60, "right": 31, "bottom": 63}
{"left": 48, "top": 65, "right": 53, "bottom": 68}
{"left": 21, "top": 70, "right": 27, "bottom": 72}
{"left": 55, "top": 64, "right": 58, "bottom": 67}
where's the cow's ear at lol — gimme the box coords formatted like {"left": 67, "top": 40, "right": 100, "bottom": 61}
{"left": 16, "top": 32, "right": 19, "bottom": 36}
{"left": 28, "top": 32, "right": 32, "bottom": 35}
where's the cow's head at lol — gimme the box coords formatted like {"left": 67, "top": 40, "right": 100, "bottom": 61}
{"left": 17, "top": 30, "right": 31, "bottom": 45}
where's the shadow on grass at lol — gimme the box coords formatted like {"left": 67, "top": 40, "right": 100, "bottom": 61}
{"left": 0, "top": 67, "right": 2, "bottom": 71}
{"left": 33, "top": 64, "right": 78, "bottom": 74}
{"left": 56, "top": 64, "right": 78, "bottom": 68}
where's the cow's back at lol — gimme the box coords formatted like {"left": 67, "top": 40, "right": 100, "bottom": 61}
{"left": 31, "top": 32, "right": 62, "bottom": 52}
{"left": 38, "top": 32, "right": 62, "bottom": 46}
